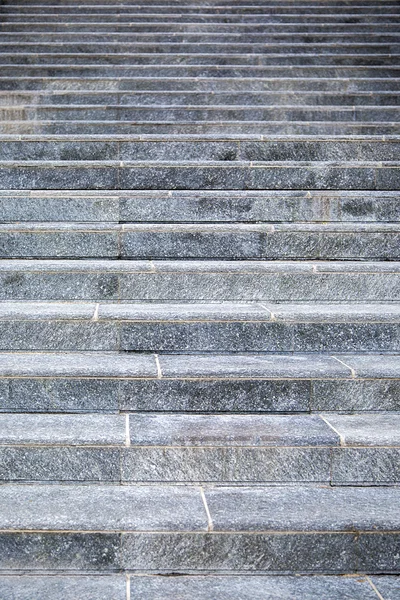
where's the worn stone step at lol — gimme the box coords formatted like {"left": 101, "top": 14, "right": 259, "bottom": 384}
{"left": 0, "top": 351, "right": 398, "bottom": 413}
{"left": 0, "top": 259, "right": 398, "bottom": 302}
{"left": 0, "top": 484, "right": 398, "bottom": 573}
{"left": 0, "top": 222, "right": 398, "bottom": 260}
{"left": 0, "top": 301, "right": 397, "bottom": 352}
{"left": 2, "top": 43, "right": 399, "bottom": 55}
{"left": 0, "top": 190, "right": 397, "bottom": 223}
{"left": 0, "top": 160, "right": 398, "bottom": 190}
{"left": 0, "top": 136, "right": 398, "bottom": 162}
{"left": 3, "top": 53, "right": 399, "bottom": 67}
{"left": 1, "top": 105, "right": 398, "bottom": 122}
{"left": 3, "top": 121, "right": 398, "bottom": 135}
{"left": 0, "top": 412, "right": 398, "bottom": 484}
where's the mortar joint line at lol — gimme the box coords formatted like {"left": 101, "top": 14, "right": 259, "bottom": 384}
{"left": 92, "top": 303, "right": 100, "bottom": 321}
{"left": 331, "top": 355, "right": 356, "bottom": 378}
{"left": 200, "top": 487, "right": 213, "bottom": 532}
{"left": 258, "top": 303, "right": 275, "bottom": 320}
{"left": 125, "top": 414, "right": 130, "bottom": 447}
{"left": 126, "top": 573, "right": 131, "bottom": 600}
{"left": 319, "top": 414, "right": 345, "bottom": 447}
{"left": 154, "top": 354, "right": 162, "bottom": 379}
{"left": 365, "top": 576, "right": 385, "bottom": 600}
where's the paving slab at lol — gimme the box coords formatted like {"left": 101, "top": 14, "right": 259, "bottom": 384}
{"left": 0, "top": 576, "right": 126, "bottom": 600}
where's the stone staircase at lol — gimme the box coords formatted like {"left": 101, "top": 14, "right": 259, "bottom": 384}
{"left": 0, "top": 0, "right": 399, "bottom": 598}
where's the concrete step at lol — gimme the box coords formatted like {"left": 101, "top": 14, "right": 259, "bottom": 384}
{"left": 0, "top": 484, "right": 398, "bottom": 573}
{"left": 0, "top": 301, "right": 397, "bottom": 352}
{"left": 0, "top": 190, "right": 397, "bottom": 223}
{"left": 0, "top": 136, "right": 398, "bottom": 161}
{"left": 0, "top": 575, "right": 399, "bottom": 600}
{"left": 0, "top": 259, "right": 398, "bottom": 302}
{"left": 0, "top": 351, "right": 398, "bottom": 413}
{"left": 3, "top": 53, "right": 399, "bottom": 67}
{"left": 0, "top": 222, "right": 398, "bottom": 260}
{"left": 1, "top": 105, "right": 398, "bottom": 122}
{"left": 0, "top": 412, "right": 398, "bottom": 484}
{"left": 0, "top": 160, "right": 398, "bottom": 190}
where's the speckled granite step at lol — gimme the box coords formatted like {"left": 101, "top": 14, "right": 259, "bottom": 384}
{"left": 0, "top": 190, "right": 398, "bottom": 223}
{"left": 0, "top": 351, "right": 398, "bottom": 414}
{"left": 0, "top": 301, "right": 397, "bottom": 352}
{"left": 0, "top": 484, "right": 398, "bottom": 573}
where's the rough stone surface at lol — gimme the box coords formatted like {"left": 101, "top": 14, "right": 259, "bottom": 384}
{"left": 0, "top": 576, "right": 126, "bottom": 600}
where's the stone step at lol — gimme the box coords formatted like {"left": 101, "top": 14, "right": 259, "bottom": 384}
{"left": 0, "top": 259, "right": 398, "bottom": 302}
{"left": 0, "top": 136, "right": 398, "bottom": 161}
{"left": 0, "top": 484, "right": 398, "bottom": 573}
{"left": 0, "top": 576, "right": 397, "bottom": 600}
{"left": 0, "top": 301, "right": 397, "bottom": 352}
{"left": 4, "top": 3, "right": 400, "bottom": 11}
{"left": 1, "top": 32, "right": 398, "bottom": 44}
{"left": 8, "top": 0, "right": 400, "bottom": 5}
{"left": 1, "top": 190, "right": 397, "bottom": 223}
{"left": 1, "top": 65, "right": 399, "bottom": 78}
{"left": 2, "top": 76, "right": 398, "bottom": 94}
{"left": 0, "top": 412, "right": 398, "bottom": 484}
{"left": 0, "top": 160, "right": 398, "bottom": 190}
{"left": 0, "top": 351, "right": 398, "bottom": 413}
{"left": 2, "top": 43, "right": 400, "bottom": 55}
{"left": 1, "top": 105, "right": 398, "bottom": 122}
{"left": 0, "top": 223, "right": 398, "bottom": 260}
{"left": 3, "top": 53, "right": 400, "bottom": 67}
{"left": 2, "top": 13, "right": 399, "bottom": 22}
{"left": 3, "top": 121, "right": 398, "bottom": 135}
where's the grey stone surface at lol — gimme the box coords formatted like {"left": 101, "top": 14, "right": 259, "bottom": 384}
{"left": 312, "top": 380, "right": 400, "bottom": 412}
{"left": 129, "top": 575, "right": 378, "bottom": 599}
{"left": 338, "top": 354, "right": 400, "bottom": 378}
{"left": 158, "top": 354, "right": 351, "bottom": 378}
{"left": 0, "top": 447, "right": 120, "bottom": 482}
{"left": 371, "top": 577, "right": 400, "bottom": 600}
{"left": 358, "top": 534, "right": 400, "bottom": 573}
{"left": 0, "top": 378, "right": 120, "bottom": 413}
{"left": 332, "top": 448, "right": 400, "bottom": 485}
{"left": 121, "top": 532, "right": 358, "bottom": 573}
{"left": 205, "top": 486, "right": 400, "bottom": 531}
{"left": 0, "top": 414, "right": 125, "bottom": 445}
{"left": 0, "top": 352, "right": 157, "bottom": 377}
{"left": 268, "top": 303, "right": 400, "bottom": 322}
{"left": 0, "top": 485, "right": 207, "bottom": 531}
{"left": 324, "top": 414, "right": 400, "bottom": 446}
{"left": 99, "top": 302, "right": 270, "bottom": 321}
{"left": 120, "top": 379, "right": 309, "bottom": 413}
{"left": 0, "top": 533, "right": 120, "bottom": 571}
{"left": 0, "top": 302, "right": 95, "bottom": 319}
{"left": 129, "top": 414, "right": 338, "bottom": 446}
{"left": 121, "top": 447, "right": 331, "bottom": 483}
{"left": 0, "top": 576, "right": 126, "bottom": 600}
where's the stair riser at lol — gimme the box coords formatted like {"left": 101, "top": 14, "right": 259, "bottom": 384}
{"left": 0, "top": 164, "right": 398, "bottom": 191}
{"left": 0, "top": 140, "right": 398, "bottom": 161}
{"left": 1, "top": 192, "right": 398, "bottom": 223}
{"left": 0, "top": 531, "right": 396, "bottom": 574}
{"left": 0, "top": 446, "right": 397, "bottom": 484}
{"left": 4, "top": 5, "right": 400, "bottom": 13}
{"left": 3, "top": 14, "right": 400, "bottom": 22}
{"left": 1, "top": 376, "right": 398, "bottom": 413}
{"left": 1, "top": 107, "right": 398, "bottom": 122}
{"left": 0, "top": 320, "right": 397, "bottom": 352}
{"left": 0, "top": 271, "right": 398, "bottom": 301}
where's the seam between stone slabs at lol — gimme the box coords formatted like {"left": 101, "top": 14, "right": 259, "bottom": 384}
{"left": 0, "top": 530, "right": 393, "bottom": 535}
{"left": 331, "top": 356, "right": 356, "bottom": 377}
{"left": 92, "top": 303, "right": 99, "bottom": 321}
{"left": 365, "top": 575, "right": 386, "bottom": 600}
{"left": 126, "top": 573, "right": 130, "bottom": 600}
{"left": 319, "top": 415, "right": 345, "bottom": 446}
{"left": 154, "top": 354, "right": 162, "bottom": 379}
{"left": 2, "top": 444, "right": 397, "bottom": 449}
{"left": 200, "top": 487, "right": 213, "bottom": 532}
